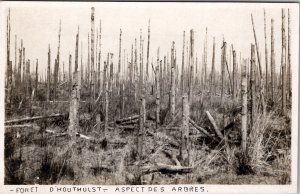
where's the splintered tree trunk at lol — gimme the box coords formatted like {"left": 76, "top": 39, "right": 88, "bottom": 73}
{"left": 241, "top": 59, "right": 247, "bottom": 153}
{"left": 287, "top": 9, "right": 291, "bottom": 100}
{"left": 271, "top": 18, "right": 275, "bottom": 102}
{"left": 68, "top": 71, "right": 81, "bottom": 141}
{"left": 146, "top": 19, "right": 150, "bottom": 83}
{"left": 137, "top": 98, "right": 146, "bottom": 160}
{"left": 75, "top": 27, "right": 79, "bottom": 72}
{"left": 181, "top": 32, "right": 185, "bottom": 95}
{"left": 35, "top": 59, "right": 38, "bottom": 99}
{"left": 221, "top": 41, "right": 227, "bottom": 103}
{"left": 104, "top": 67, "right": 109, "bottom": 137}
{"left": 120, "top": 83, "right": 124, "bottom": 118}
{"left": 6, "top": 9, "right": 12, "bottom": 110}
{"left": 91, "top": 7, "right": 95, "bottom": 100}
{"left": 117, "top": 29, "right": 122, "bottom": 92}
{"left": 54, "top": 21, "right": 61, "bottom": 102}
{"left": 69, "top": 54, "right": 72, "bottom": 97}
{"left": 264, "top": 9, "right": 269, "bottom": 98}
{"left": 188, "top": 30, "right": 194, "bottom": 102}
{"left": 210, "top": 37, "right": 216, "bottom": 95}
{"left": 47, "top": 45, "right": 51, "bottom": 102}
{"left": 250, "top": 44, "right": 256, "bottom": 130}
{"left": 155, "top": 65, "right": 160, "bottom": 130}
{"left": 281, "top": 9, "right": 287, "bottom": 116}
{"left": 170, "top": 41, "right": 176, "bottom": 121}
{"left": 232, "top": 50, "right": 237, "bottom": 99}
{"left": 180, "top": 94, "right": 190, "bottom": 166}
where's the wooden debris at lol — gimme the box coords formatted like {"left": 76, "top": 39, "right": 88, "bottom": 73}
{"left": 5, "top": 113, "right": 64, "bottom": 125}
{"left": 189, "top": 118, "right": 212, "bottom": 137}
{"left": 205, "top": 111, "right": 224, "bottom": 140}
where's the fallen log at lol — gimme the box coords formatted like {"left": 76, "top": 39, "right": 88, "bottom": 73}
{"left": 205, "top": 111, "right": 224, "bottom": 140}
{"left": 5, "top": 124, "right": 32, "bottom": 129}
{"left": 118, "top": 119, "right": 138, "bottom": 126}
{"left": 5, "top": 113, "right": 65, "bottom": 125}
{"left": 189, "top": 118, "right": 213, "bottom": 137}
{"left": 141, "top": 163, "right": 193, "bottom": 175}
{"left": 117, "top": 125, "right": 136, "bottom": 130}
{"left": 116, "top": 115, "right": 139, "bottom": 124}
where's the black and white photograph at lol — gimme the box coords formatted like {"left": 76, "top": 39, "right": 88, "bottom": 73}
{"left": 0, "top": 2, "right": 298, "bottom": 194}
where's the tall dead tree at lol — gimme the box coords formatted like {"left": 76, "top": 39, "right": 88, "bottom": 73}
{"left": 250, "top": 44, "right": 256, "bottom": 130}
{"left": 287, "top": 9, "right": 291, "bottom": 100}
{"left": 180, "top": 94, "right": 190, "bottom": 166}
{"left": 104, "top": 62, "right": 109, "bottom": 136}
{"left": 281, "top": 9, "right": 287, "bottom": 116}
{"left": 47, "top": 45, "right": 51, "bottom": 102}
{"left": 270, "top": 18, "right": 275, "bottom": 102}
{"left": 53, "top": 20, "right": 61, "bottom": 102}
{"left": 68, "top": 70, "right": 81, "bottom": 141}
{"left": 98, "top": 20, "right": 102, "bottom": 95}
{"left": 264, "top": 9, "right": 269, "bottom": 98}
{"left": 117, "top": 29, "right": 122, "bottom": 92}
{"left": 170, "top": 41, "right": 176, "bottom": 121}
{"left": 91, "top": 7, "right": 95, "bottom": 100}
{"left": 188, "top": 30, "right": 194, "bottom": 102}
{"left": 251, "top": 14, "right": 266, "bottom": 115}
{"left": 81, "top": 42, "right": 83, "bottom": 84}
{"left": 155, "top": 65, "right": 160, "bottom": 130}
{"left": 35, "top": 59, "right": 38, "bottom": 98}
{"left": 232, "top": 49, "right": 237, "bottom": 99}
{"left": 6, "top": 9, "right": 12, "bottom": 110}
{"left": 210, "top": 37, "right": 216, "bottom": 95}
{"left": 241, "top": 59, "right": 247, "bottom": 153}
{"left": 14, "top": 35, "right": 17, "bottom": 87}
{"left": 146, "top": 19, "right": 150, "bottom": 84}
{"left": 69, "top": 54, "right": 72, "bottom": 96}
{"left": 181, "top": 31, "right": 185, "bottom": 95}
{"left": 221, "top": 40, "right": 227, "bottom": 103}
{"left": 75, "top": 26, "right": 79, "bottom": 72}
{"left": 137, "top": 98, "right": 146, "bottom": 160}
{"left": 204, "top": 28, "right": 208, "bottom": 91}
{"left": 139, "top": 30, "right": 144, "bottom": 98}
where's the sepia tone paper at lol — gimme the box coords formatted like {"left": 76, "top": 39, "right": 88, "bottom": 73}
{"left": 0, "top": 1, "right": 298, "bottom": 194}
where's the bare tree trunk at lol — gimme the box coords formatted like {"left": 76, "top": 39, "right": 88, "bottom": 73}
{"left": 104, "top": 64, "right": 109, "bottom": 137}
{"left": 170, "top": 41, "right": 176, "bottom": 121}
{"left": 250, "top": 44, "right": 256, "bottom": 130}
{"left": 271, "top": 18, "right": 275, "bottom": 103}
{"left": 81, "top": 42, "right": 83, "bottom": 85}
{"left": 68, "top": 71, "right": 81, "bottom": 141}
{"left": 155, "top": 65, "right": 160, "bottom": 130}
{"left": 35, "top": 59, "right": 38, "bottom": 100}
{"left": 241, "top": 59, "right": 247, "bottom": 153}
{"left": 137, "top": 98, "right": 146, "bottom": 160}
{"left": 47, "top": 45, "right": 51, "bottom": 102}
{"left": 210, "top": 37, "right": 216, "bottom": 95}
{"left": 139, "top": 29, "right": 144, "bottom": 98}
{"left": 188, "top": 30, "right": 194, "bottom": 102}
{"left": 287, "top": 9, "right": 291, "bottom": 101}
{"left": 180, "top": 94, "right": 190, "bottom": 166}
{"left": 53, "top": 21, "right": 61, "bottom": 102}
{"left": 6, "top": 9, "right": 12, "bottom": 111}
{"left": 232, "top": 49, "right": 237, "bottom": 99}
{"left": 91, "top": 7, "right": 95, "bottom": 100}
{"left": 281, "top": 9, "right": 287, "bottom": 116}
{"left": 69, "top": 54, "right": 72, "bottom": 97}
{"left": 264, "top": 9, "right": 269, "bottom": 98}
{"left": 117, "top": 29, "right": 122, "bottom": 93}
{"left": 146, "top": 19, "right": 150, "bottom": 84}
{"left": 75, "top": 26, "right": 79, "bottom": 72}
{"left": 204, "top": 28, "right": 208, "bottom": 91}
{"left": 221, "top": 41, "right": 226, "bottom": 103}
{"left": 98, "top": 20, "right": 102, "bottom": 96}
{"left": 120, "top": 83, "right": 124, "bottom": 118}
{"left": 181, "top": 31, "right": 185, "bottom": 95}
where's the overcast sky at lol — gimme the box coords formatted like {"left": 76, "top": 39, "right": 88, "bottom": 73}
{"left": 3, "top": 2, "right": 299, "bottom": 79}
